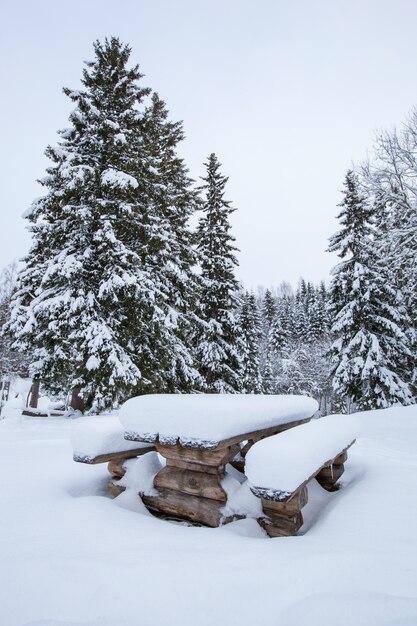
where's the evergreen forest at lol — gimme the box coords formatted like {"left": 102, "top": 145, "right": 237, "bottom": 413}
{"left": 1, "top": 37, "right": 415, "bottom": 414}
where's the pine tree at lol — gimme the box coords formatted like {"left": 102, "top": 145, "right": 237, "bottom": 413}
{"left": 195, "top": 153, "right": 242, "bottom": 392}
{"left": 293, "top": 290, "right": 307, "bottom": 344}
{"left": 328, "top": 170, "right": 413, "bottom": 410}
{"left": 261, "top": 289, "right": 277, "bottom": 329}
{"left": 7, "top": 38, "right": 201, "bottom": 411}
{"left": 139, "top": 92, "right": 202, "bottom": 393}
{"left": 364, "top": 124, "right": 417, "bottom": 395}
{"left": 268, "top": 314, "right": 288, "bottom": 356}
{"left": 0, "top": 263, "right": 29, "bottom": 381}
{"left": 239, "top": 292, "right": 263, "bottom": 393}
{"left": 259, "top": 289, "right": 277, "bottom": 392}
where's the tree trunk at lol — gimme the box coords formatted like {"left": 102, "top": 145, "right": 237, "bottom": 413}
{"left": 70, "top": 387, "right": 84, "bottom": 413}
{"left": 29, "top": 379, "right": 40, "bottom": 408}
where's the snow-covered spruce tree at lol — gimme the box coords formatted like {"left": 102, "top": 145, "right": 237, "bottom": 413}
{"left": 136, "top": 92, "right": 202, "bottom": 393}
{"left": 7, "top": 38, "right": 200, "bottom": 411}
{"left": 363, "top": 125, "right": 417, "bottom": 396}
{"left": 260, "top": 289, "right": 278, "bottom": 393}
{"left": 0, "top": 263, "right": 29, "bottom": 381}
{"left": 261, "top": 289, "right": 277, "bottom": 329}
{"left": 194, "top": 153, "right": 242, "bottom": 392}
{"left": 328, "top": 170, "right": 413, "bottom": 411}
{"left": 239, "top": 292, "right": 263, "bottom": 393}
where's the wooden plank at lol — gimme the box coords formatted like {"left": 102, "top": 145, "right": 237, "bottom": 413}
{"left": 22, "top": 409, "right": 66, "bottom": 417}
{"left": 259, "top": 511, "right": 304, "bottom": 537}
{"left": 155, "top": 442, "right": 239, "bottom": 467}
{"left": 211, "top": 416, "right": 313, "bottom": 450}
{"left": 240, "top": 440, "right": 255, "bottom": 457}
{"left": 73, "top": 445, "right": 154, "bottom": 465}
{"left": 262, "top": 486, "right": 308, "bottom": 516}
{"left": 154, "top": 466, "right": 227, "bottom": 502}
{"left": 334, "top": 450, "right": 348, "bottom": 465}
{"left": 166, "top": 458, "right": 221, "bottom": 475}
{"left": 143, "top": 488, "right": 224, "bottom": 527}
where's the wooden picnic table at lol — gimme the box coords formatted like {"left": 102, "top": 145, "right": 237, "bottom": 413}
{"left": 73, "top": 396, "right": 358, "bottom": 535}
{"left": 120, "top": 394, "right": 319, "bottom": 527}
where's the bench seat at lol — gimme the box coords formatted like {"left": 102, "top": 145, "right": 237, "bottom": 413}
{"left": 71, "top": 417, "right": 154, "bottom": 464}
{"left": 245, "top": 414, "right": 358, "bottom": 536}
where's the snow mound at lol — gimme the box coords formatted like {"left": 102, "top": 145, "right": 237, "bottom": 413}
{"left": 120, "top": 393, "right": 318, "bottom": 448}
{"left": 118, "top": 451, "right": 162, "bottom": 496}
{"left": 246, "top": 413, "right": 359, "bottom": 497}
{"left": 278, "top": 591, "right": 417, "bottom": 626}
{"left": 221, "top": 475, "right": 263, "bottom": 519}
{"left": 71, "top": 416, "right": 151, "bottom": 463}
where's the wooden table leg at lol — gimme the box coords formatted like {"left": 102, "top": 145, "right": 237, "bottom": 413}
{"left": 142, "top": 442, "right": 240, "bottom": 527}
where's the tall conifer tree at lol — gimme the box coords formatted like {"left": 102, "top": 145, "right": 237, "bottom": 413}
{"left": 328, "top": 170, "right": 413, "bottom": 410}
{"left": 7, "top": 38, "right": 201, "bottom": 410}
{"left": 195, "top": 153, "right": 242, "bottom": 392}
{"left": 239, "top": 292, "right": 263, "bottom": 393}
{"left": 139, "top": 93, "right": 202, "bottom": 393}
{"left": 260, "top": 289, "right": 277, "bottom": 393}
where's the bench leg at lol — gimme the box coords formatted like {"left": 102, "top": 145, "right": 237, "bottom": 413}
{"left": 107, "top": 458, "right": 127, "bottom": 496}
{"left": 316, "top": 462, "right": 345, "bottom": 491}
{"left": 259, "top": 486, "right": 308, "bottom": 537}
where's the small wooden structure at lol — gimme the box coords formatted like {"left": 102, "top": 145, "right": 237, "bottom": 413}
{"left": 73, "top": 396, "right": 357, "bottom": 536}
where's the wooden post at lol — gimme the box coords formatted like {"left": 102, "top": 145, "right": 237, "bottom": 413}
{"left": 316, "top": 461, "right": 345, "bottom": 491}
{"left": 259, "top": 486, "right": 308, "bottom": 537}
{"left": 142, "top": 442, "right": 240, "bottom": 527}
{"left": 70, "top": 387, "right": 84, "bottom": 413}
{"left": 29, "top": 379, "right": 40, "bottom": 408}
{"left": 107, "top": 458, "right": 127, "bottom": 497}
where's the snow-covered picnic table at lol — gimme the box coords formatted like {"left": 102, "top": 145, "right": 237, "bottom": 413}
{"left": 72, "top": 394, "right": 357, "bottom": 533}
{"left": 120, "top": 394, "right": 319, "bottom": 449}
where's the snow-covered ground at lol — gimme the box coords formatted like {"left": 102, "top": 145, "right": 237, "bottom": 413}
{"left": 1, "top": 404, "right": 417, "bottom": 626}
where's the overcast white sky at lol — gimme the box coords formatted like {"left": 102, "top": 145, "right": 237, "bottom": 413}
{"left": 1, "top": 0, "right": 417, "bottom": 289}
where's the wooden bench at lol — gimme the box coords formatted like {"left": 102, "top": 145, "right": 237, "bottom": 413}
{"left": 71, "top": 418, "right": 154, "bottom": 494}
{"left": 245, "top": 414, "right": 357, "bottom": 537}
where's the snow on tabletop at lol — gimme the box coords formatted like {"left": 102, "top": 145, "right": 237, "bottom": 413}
{"left": 71, "top": 416, "right": 152, "bottom": 463}
{"left": 120, "top": 394, "right": 319, "bottom": 449}
{"left": 246, "top": 414, "right": 359, "bottom": 499}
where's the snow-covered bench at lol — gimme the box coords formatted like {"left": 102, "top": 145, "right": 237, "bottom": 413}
{"left": 71, "top": 418, "right": 154, "bottom": 490}
{"left": 245, "top": 414, "right": 358, "bottom": 537}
